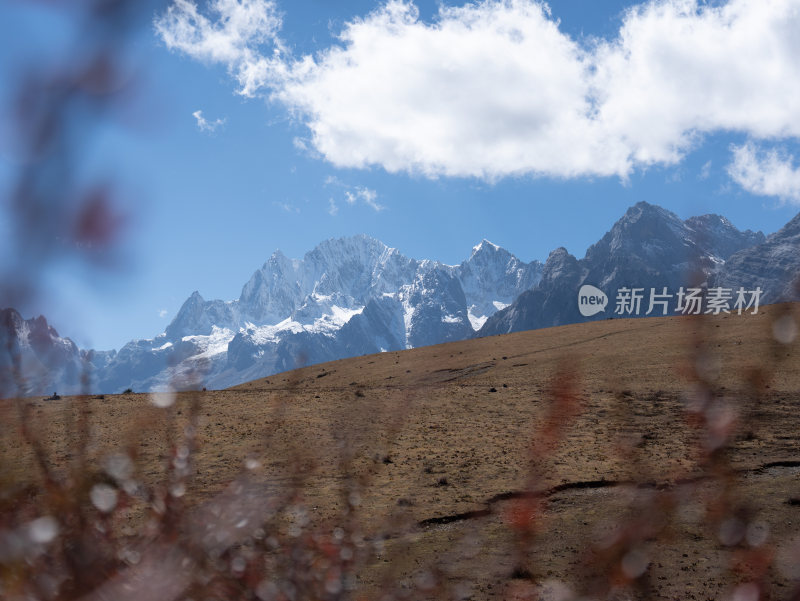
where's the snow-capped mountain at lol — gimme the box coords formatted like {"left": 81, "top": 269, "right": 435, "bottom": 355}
{"left": 5, "top": 202, "right": 791, "bottom": 398}
{"left": 458, "top": 240, "right": 542, "bottom": 330}
{"left": 90, "top": 235, "right": 542, "bottom": 393}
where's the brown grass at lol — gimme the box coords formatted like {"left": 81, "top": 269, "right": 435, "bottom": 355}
{"left": 2, "top": 304, "right": 799, "bottom": 600}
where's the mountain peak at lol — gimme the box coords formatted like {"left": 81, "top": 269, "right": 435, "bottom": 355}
{"left": 631, "top": 200, "right": 658, "bottom": 211}
{"left": 547, "top": 246, "right": 571, "bottom": 261}
{"left": 314, "top": 233, "right": 388, "bottom": 251}
{"left": 624, "top": 200, "right": 677, "bottom": 221}
{"left": 583, "top": 202, "right": 686, "bottom": 261}
{"left": 471, "top": 239, "right": 501, "bottom": 255}
{"left": 685, "top": 213, "right": 737, "bottom": 231}
{"left": 261, "top": 249, "right": 291, "bottom": 271}
{"left": 774, "top": 211, "right": 800, "bottom": 239}
{"left": 685, "top": 213, "right": 766, "bottom": 260}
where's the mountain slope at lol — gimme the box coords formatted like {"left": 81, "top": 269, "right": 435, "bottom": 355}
{"left": 712, "top": 212, "right": 800, "bottom": 303}
{"left": 479, "top": 202, "right": 775, "bottom": 337}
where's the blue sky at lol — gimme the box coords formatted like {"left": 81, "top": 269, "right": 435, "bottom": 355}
{"left": 1, "top": 0, "right": 799, "bottom": 351}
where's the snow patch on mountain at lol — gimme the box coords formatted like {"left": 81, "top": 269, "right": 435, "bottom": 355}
{"left": 467, "top": 311, "right": 489, "bottom": 331}
{"left": 399, "top": 289, "right": 416, "bottom": 349}
{"left": 315, "top": 305, "right": 365, "bottom": 331}
{"left": 182, "top": 326, "right": 236, "bottom": 360}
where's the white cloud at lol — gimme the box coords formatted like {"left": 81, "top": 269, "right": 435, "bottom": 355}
{"left": 273, "top": 200, "right": 300, "bottom": 213}
{"left": 592, "top": 0, "right": 800, "bottom": 167}
{"left": 324, "top": 177, "right": 384, "bottom": 212}
{"left": 327, "top": 198, "right": 339, "bottom": 216}
{"left": 274, "top": 0, "right": 617, "bottom": 179}
{"left": 159, "top": 309, "right": 168, "bottom": 318}
{"left": 728, "top": 143, "right": 800, "bottom": 204}
{"left": 699, "top": 161, "right": 712, "bottom": 180}
{"left": 155, "top": 0, "right": 284, "bottom": 97}
{"left": 192, "top": 109, "right": 226, "bottom": 132}
{"left": 344, "top": 187, "right": 384, "bottom": 211}
{"left": 157, "top": 0, "right": 800, "bottom": 181}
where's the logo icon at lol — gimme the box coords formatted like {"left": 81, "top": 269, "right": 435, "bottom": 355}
{"left": 578, "top": 284, "right": 608, "bottom": 317}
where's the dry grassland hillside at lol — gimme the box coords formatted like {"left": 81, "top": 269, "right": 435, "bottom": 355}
{"left": 2, "top": 304, "right": 799, "bottom": 600}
